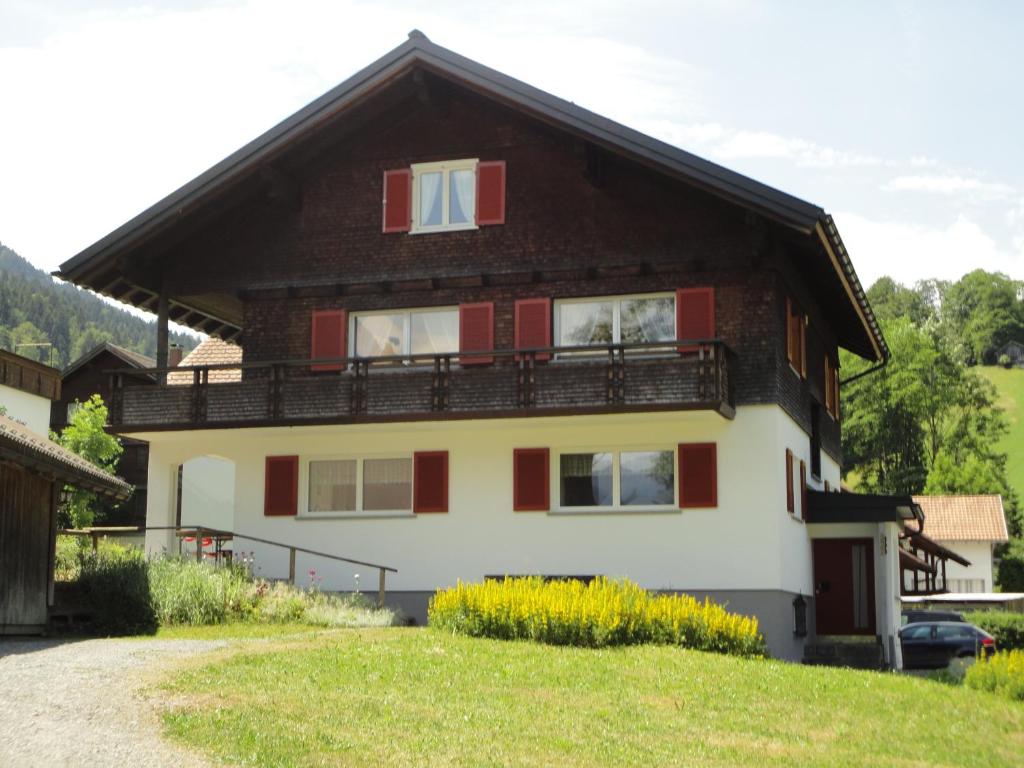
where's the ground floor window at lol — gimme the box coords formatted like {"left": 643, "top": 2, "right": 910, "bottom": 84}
{"left": 558, "top": 449, "right": 675, "bottom": 510}
{"left": 306, "top": 456, "right": 412, "bottom": 514}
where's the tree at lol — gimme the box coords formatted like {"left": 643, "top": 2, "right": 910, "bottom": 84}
{"left": 866, "top": 277, "right": 935, "bottom": 326}
{"left": 55, "top": 395, "right": 123, "bottom": 528}
{"left": 841, "top": 316, "right": 1014, "bottom": 511}
{"left": 940, "top": 270, "right": 1024, "bottom": 365}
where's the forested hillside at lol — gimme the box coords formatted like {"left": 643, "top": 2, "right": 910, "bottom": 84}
{"left": 0, "top": 242, "right": 195, "bottom": 368}
{"left": 841, "top": 269, "right": 1024, "bottom": 587}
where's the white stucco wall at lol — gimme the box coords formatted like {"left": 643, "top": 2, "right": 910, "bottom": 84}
{"left": 180, "top": 456, "right": 235, "bottom": 533}
{"left": 139, "top": 405, "right": 833, "bottom": 595}
{"left": 933, "top": 540, "right": 996, "bottom": 592}
{"left": 0, "top": 383, "right": 52, "bottom": 436}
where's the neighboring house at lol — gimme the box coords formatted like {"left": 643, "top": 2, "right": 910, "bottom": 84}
{"left": 0, "top": 349, "right": 61, "bottom": 435}
{"left": 57, "top": 33, "right": 917, "bottom": 665}
{"left": 996, "top": 340, "right": 1024, "bottom": 366}
{"left": 911, "top": 495, "right": 1010, "bottom": 593}
{"left": 52, "top": 342, "right": 161, "bottom": 526}
{"left": 0, "top": 351, "right": 131, "bottom": 633}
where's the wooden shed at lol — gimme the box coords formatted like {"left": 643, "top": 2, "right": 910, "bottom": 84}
{"left": 0, "top": 414, "right": 131, "bottom": 634}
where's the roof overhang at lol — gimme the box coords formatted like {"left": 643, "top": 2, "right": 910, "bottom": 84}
{"left": 903, "top": 531, "right": 971, "bottom": 567}
{"left": 806, "top": 490, "right": 923, "bottom": 527}
{"left": 55, "top": 31, "right": 887, "bottom": 361}
{"left": 0, "top": 416, "right": 132, "bottom": 500}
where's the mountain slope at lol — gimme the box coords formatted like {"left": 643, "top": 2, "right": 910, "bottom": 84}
{"left": 979, "top": 365, "right": 1024, "bottom": 502}
{"left": 0, "top": 242, "right": 195, "bottom": 368}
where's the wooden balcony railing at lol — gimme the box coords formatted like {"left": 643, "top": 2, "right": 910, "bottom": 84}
{"left": 107, "top": 340, "right": 735, "bottom": 430}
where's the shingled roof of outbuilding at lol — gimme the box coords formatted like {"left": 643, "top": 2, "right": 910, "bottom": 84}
{"left": 912, "top": 495, "right": 1010, "bottom": 543}
{"left": 0, "top": 414, "right": 132, "bottom": 499}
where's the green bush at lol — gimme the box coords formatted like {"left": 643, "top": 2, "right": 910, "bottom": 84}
{"left": 149, "top": 558, "right": 258, "bottom": 626}
{"left": 965, "top": 611, "right": 1024, "bottom": 651}
{"left": 54, "top": 535, "right": 88, "bottom": 582}
{"left": 429, "top": 577, "right": 765, "bottom": 656}
{"left": 965, "top": 649, "right": 1024, "bottom": 701}
{"left": 997, "top": 541, "right": 1024, "bottom": 592}
{"left": 77, "top": 544, "right": 157, "bottom": 636}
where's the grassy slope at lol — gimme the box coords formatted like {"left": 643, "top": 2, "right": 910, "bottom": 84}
{"left": 160, "top": 628, "right": 1024, "bottom": 768}
{"left": 979, "top": 366, "right": 1024, "bottom": 502}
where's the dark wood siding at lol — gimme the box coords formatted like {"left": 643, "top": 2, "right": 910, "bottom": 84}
{"left": 0, "top": 463, "right": 55, "bottom": 632}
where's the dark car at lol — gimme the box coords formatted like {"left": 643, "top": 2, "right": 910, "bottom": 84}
{"left": 900, "top": 621, "right": 996, "bottom": 670}
{"left": 902, "top": 609, "right": 965, "bottom": 626}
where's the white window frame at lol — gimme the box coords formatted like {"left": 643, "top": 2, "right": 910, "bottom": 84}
{"left": 552, "top": 292, "right": 676, "bottom": 357}
{"left": 349, "top": 305, "right": 459, "bottom": 362}
{"left": 300, "top": 453, "right": 414, "bottom": 518}
{"left": 553, "top": 446, "right": 678, "bottom": 513}
{"left": 410, "top": 158, "right": 479, "bottom": 234}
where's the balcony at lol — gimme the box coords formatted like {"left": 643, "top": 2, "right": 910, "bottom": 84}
{"left": 107, "top": 341, "right": 735, "bottom": 431}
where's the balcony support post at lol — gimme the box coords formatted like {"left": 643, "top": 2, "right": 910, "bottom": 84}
{"left": 156, "top": 291, "right": 169, "bottom": 385}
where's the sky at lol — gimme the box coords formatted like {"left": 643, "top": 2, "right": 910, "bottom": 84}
{"left": 1, "top": 0, "right": 1021, "bottom": 296}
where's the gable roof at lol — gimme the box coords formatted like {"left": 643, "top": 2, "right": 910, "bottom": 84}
{"left": 912, "top": 495, "right": 1010, "bottom": 543}
{"left": 166, "top": 337, "right": 242, "bottom": 385}
{"left": 55, "top": 31, "right": 886, "bottom": 361}
{"left": 0, "top": 413, "right": 132, "bottom": 499}
{"left": 62, "top": 342, "right": 155, "bottom": 381}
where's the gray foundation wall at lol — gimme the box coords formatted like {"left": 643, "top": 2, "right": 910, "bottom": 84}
{"left": 380, "top": 588, "right": 814, "bottom": 662}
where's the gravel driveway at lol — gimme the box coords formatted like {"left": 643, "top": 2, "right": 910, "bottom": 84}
{"left": 0, "top": 637, "right": 224, "bottom": 768}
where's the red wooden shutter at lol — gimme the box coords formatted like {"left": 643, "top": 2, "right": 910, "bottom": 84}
{"left": 785, "top": 449, "right": 794, "bottom": 513}
{"left": 459, "top": 302, "right": 494, "bottom": 366}
{"left": 382, "top": 169, "right": 412, "bottom": 233}
{"left": 311, "top": 310, "right": 347, "bottom": 372}
{"left": 513, "top": 448, "right": 549, "bottom": 511}
{"left": 514, "top": 298, "right": 551, "bottom": 362}
{"left": 413, "top": 451, "right": 448, "bottom": 513}
{"left": 799, "top": 460, "right": 808, "bottom": 520}
{"left": 678, "top": 443, "right": 717, "bottom": 508}
{"left": 475, "top": 161, "right": 506, "bottom": 225}
{"left": 676, "top": 287, "right": 715, "bottom": 353}
{"left": 264, "top": 456, "right": 298, "bottom": 516}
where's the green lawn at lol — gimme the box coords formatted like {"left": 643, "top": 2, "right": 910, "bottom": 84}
{"left": 159, "top": 628, "right": 1024, "bottom": 767}
{"left": 979, "top": 365, "right": 1024, "bottom": 500}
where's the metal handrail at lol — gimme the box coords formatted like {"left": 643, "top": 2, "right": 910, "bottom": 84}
{"left": 59, "top": 524, "right": 397, "bottom": 606}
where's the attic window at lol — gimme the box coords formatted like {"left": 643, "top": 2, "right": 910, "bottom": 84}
{"left": 412, "top": 159, "right": 478, "bottom": 233}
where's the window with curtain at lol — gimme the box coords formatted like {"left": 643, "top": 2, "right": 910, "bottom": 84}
{"left": 308, "top": 460, "right": 356, "bottom": 512}
{"left": 558, "top": 449, "right": 675, "bottom": 510}
{"left": 555, "top": 294, "right": 675, "bottom": 354}
{"left": 411, "top": 159, "right": 478, "bottom": 232}
{"left": 363, "top": 458, "right": 412, "bottom": 511}
{"left": 305, "top": 456, "right": 413, "bottom": 514}
{"left": 352, "top": 308, "right": 459, "bottom": 360}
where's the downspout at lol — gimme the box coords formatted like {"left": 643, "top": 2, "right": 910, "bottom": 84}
{"left": 839, "top": 352, "right": 889, "bottom": 387}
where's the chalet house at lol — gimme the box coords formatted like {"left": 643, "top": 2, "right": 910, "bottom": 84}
{"left": 56, "top": 32, "right": 912, "bottom": 664}
{"left": 910, "top": 495, "right": 1009, "bottom": 593}
{"left": 996, "top": 340, "right": 1024, "bottom": 367}
{"left": 52, "top": 342, "right": 160, "bottom": 526}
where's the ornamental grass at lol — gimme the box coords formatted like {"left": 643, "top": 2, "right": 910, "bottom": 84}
{"left": 965, "top": 649, "right": 1024, "bottom": 701}
{"left": 428, "top": 576, "right": 765, "bottom": 656}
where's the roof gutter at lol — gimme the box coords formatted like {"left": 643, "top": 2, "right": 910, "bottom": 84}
{"left": 840, "top": 356, "right": 888, "bottom": 387}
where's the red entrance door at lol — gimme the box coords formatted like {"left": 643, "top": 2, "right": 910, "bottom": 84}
{"left": 812, "top": 538, "right": 876, "bottom": 635}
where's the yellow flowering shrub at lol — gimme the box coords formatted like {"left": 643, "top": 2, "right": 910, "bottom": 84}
{"left": 964, "top": 649, "right": 1024, "bottom": 701}
{"left": 428, "top": 577, "right": 765, "bottom": 656}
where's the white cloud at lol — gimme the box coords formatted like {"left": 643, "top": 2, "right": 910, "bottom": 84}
{"left": 834, "top": 211, "right": 1022, "bottom": 287}
{"left": 0, "top": 0, "right": 708, "bottom": 271}
{"left": 711, "top": 130, "right": 882, "bottom": 168}
{"left": 882, "top": 174, "right": 1015, "bottom": 197}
